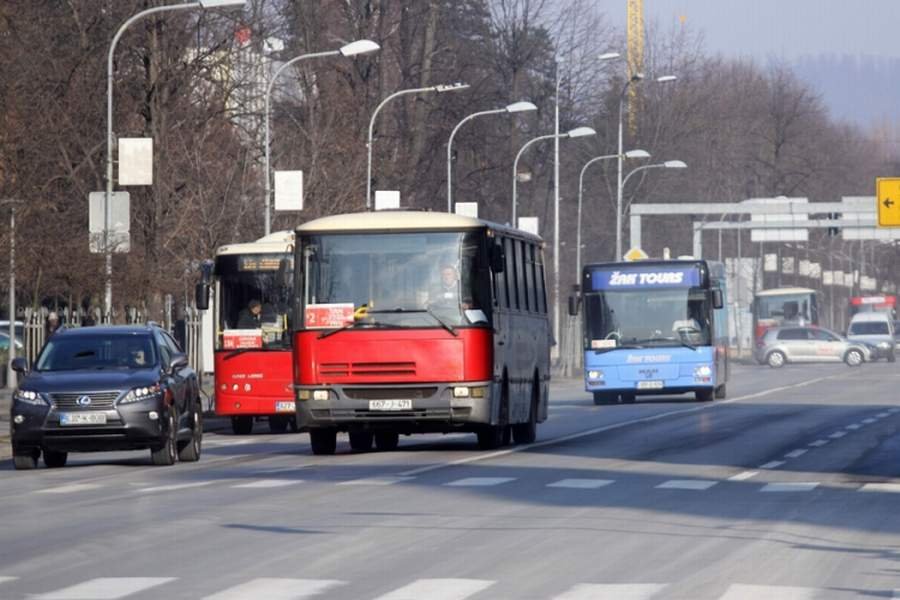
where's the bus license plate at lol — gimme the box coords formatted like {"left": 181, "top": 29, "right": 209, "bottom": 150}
{"left": 369, "top": 400, "right": 412, "bottom": 411}
{"left": 637, "top": 381, "right": 664, "bottom": 390}
{"left": 59, "top": 412, "right": 107, "bottom": 426}
{"left": 275, "top": 401, "right": 295, "bottom": 413}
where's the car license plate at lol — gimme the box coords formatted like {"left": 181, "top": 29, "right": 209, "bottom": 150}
{"left": 637, "top": 380, "right": 664, "bottom": 390}
{"left": 275, "top": 401, "right": 295, "bottom": 413}
{"left": 369, "top": 399, "right": 412, "bottom": 411}
{"left": 59, "top": 412, "right": 107, "bottom": 426}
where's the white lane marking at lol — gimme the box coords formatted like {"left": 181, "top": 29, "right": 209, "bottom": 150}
{"left": 784, "top": 449, "right": 808, "bottom": 459}
{"left": 444, "top": 477, "right": 516, "bottom": 487}
{"left": 846, "top": 424, "right": 862, "bottom": 430}
{"left": 877, "top": 412, "right": 891, "bottom": 418}
{"left": 728, "top": 471, "right": 759, "bottom": 482}
{"left": 373, "top": 578, "right": 495, "bottom": 600}
{"left": 399, "top": 374, "right": 844, "bottom": 477}
{"left": 36, "top": 577, "right": 176, "bottom": 599}
{"left": 761, "top": 482, "right": 819, "bottom": 493}
{"left": 203, "top": 438, "right": 256, "bottom": 447}
{"left": 201, "top": 578, "right": 344, "bottom": 600}
{"left": 337, "top": 476, "right": 415, "bottom": 486}
{"left": 863, "top": 418, "right": 878, "bottom": 424}
{"left": 36, "top": 483, "right": 103, "bottom": 494}
{"left": 547, "top": 479, "right": 614, "bottom": 489}
{"left": 135, "top": 481, "right": 217, "bottom": 494}
{"left": 859, "top": 483, "right": 900, "bottom": 494}
{"left": 552, "top": 583, "right": 667, "bottom": 600}
{"left": 808, "top": 440, "right": 828, "bottom": 447}
{"left": 889, "top": 408, "right": 900, "bottom": 414}
{"left": 656, "top": 480, "right": 718, "bottom": 491}
{"left": 232, "top": 479, "right": 302, "bottom": 489}
{"left": 717, "top": 584, "right": 819, "bottom": 599}
{"left": 829, "top": 431, "right": 847, "bottom": 439}
{"left": 759, "top": 461, "right": 785, "bottom": 469}
{"left": 0, "top": 576, "right": 18, "bottom": 585}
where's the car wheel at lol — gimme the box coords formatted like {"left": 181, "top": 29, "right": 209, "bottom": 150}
{"left": 177, "top": 404, "right": 203, "bottom": 462}
{"left": 348, "top": 431, "right": 374, "bottom": 452}
{"left": 767, "top": 351, "right": 786, "bottom": 368}
{"left": 151, "top": 411, "right": 178, "bottom": 466}
{"left": 845, "top": 349, "right": 864, "bottom": 367}
{"left": 374, "top": 431, "right": 400, "bottom": 451}
{"left": 309, "top": 429, "right": 337, "bottom": 455}
{"left": 43, "top": 449, "right": 68, "bottom": 468}
{"left": 13, "top": 447, "right": 39, "bottom": 470}
{"left": 593, "top": 391, "right": 618, "bottom": 405}
{"left": 696, "top": 389, "right": 714, "bottom": 402}
{"left": 268, "top": 415, "right": 290, "bottom": 434}
{"left": 231, "top": 416, "right": 253, "bottom": 436}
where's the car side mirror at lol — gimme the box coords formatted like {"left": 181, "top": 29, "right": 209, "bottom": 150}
{"left": 195, "top": 282, "right": 210, "bottom": 311}
{"left": 490, "top": 242, "right": 505, "bottom": 273}
{"left": 712, "top": 289, "right": 724, "bottom": 310}
{"left": 568, "top": 295, "right": 579, "bottom": 316}
{"left": 169, "top": 352, "right": 189, "bottom": 372}
{"left": 11, "top": 357, "right": 27, "bottom": 373}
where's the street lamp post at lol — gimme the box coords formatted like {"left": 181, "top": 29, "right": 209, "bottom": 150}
{"left": 2, "top": 199, "right": 20, "bottom": 389}
{"left": 446, "top": 101, "right": 536, "bottom": 213}
{"left": 511, "top": 126, "right": 596, "bottom": 226}
{"left": 263, "top": 40, "right": 379, "bottom": 235}
{"left": 366, "top": 82, "right": 469, "bottom": 210}
{"left": 105, "top": 0, "right": 246, "bottom": 321}
{"left": 620, "top": 160, "right": 688, "bottom": 249}
{"left": 615, "top": 73, "right": 676, "bottom": 259}
{"left": 576, "top": 149, "right": 649, "bottom": 278}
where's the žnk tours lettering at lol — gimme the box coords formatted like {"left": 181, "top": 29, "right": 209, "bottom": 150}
{"left": 608, "top": 271, "right": 685, "bottom": 286}
{"left": 591, "top": 267, "right": 700, "bottom": 290}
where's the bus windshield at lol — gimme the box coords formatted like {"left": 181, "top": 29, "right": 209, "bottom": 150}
{"left": 584, "top": 287, "right": 712, "bottom": 350}
{"left": 215, "top": 253, "right": 293, "bottom": 350}
{"left": 299, "top": 231, "right": 491, "bottom": 329}
{"left": 755, "top": 293, "right": 813, "bottom": 325}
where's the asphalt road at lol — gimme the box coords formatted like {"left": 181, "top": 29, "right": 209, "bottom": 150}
{"left": 2, "top": 362, "right": 899, "bottom": 599}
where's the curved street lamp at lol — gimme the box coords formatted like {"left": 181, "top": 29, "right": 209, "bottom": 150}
{"left": 446, "top": 101, "right": 536, "bottom": 212}
{"left": 620, "top": 160, "right": 688, "bottom": 255}
{"left": 263, "top": 39, "right": 380, "bottom": 234}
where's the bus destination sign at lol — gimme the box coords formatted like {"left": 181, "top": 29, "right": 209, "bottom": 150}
{"left": 238, "top": 255, "right": 283, "bottom": 271}
{"left": 590, "top": 267, "right": 701, "bottom": 291}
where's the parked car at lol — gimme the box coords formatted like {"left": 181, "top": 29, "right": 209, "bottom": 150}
{"left": 846, "top": 313, "right": 895, "bottom": 362}
{"left": 0, "top": 330, "right": 23, "bottom": 351}
{"left": 756, "top": 326, "right": 870, "bottom": 368}
{"left": 9, "top": 324, "right": 203, "bottom": 470}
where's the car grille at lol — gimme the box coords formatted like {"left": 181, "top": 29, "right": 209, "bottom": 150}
{"left": 51, "top": 391, "right": 121, "bottom": 410}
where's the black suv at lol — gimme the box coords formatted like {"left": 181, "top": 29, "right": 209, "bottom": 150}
{"left": 9, "top": 325, "right": 202, "bottom": 469}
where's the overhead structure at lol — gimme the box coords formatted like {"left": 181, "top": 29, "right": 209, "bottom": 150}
{"left": 626, "top": 0, "right": 644, "bottom": 134}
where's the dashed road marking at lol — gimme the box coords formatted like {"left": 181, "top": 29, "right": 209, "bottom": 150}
{"left": 201, "top": 578, "right": 344, "bottom": 600}
{"left": 863, "top": 418, "right": 878, "bottom": 424}
{"left": 36, "top": 483, "right": 104, "bottom": 495}
{"left": 656, "top": 480, "right": 718, "bottom": 491}
{"left": 231, "top": 479, "right": 301, "bottom": 489}
{"left": 829, "top": 431, "right": 847, "bottom": 439}
{"left": 728, "top": 471, "right": 759, "bottom": 482}
{"left": 0, "top": 577, "right": 18, "bottom": 586}
{"left": 135, "top": 481, "right": 217, "bottom": 494}
{"left": 35, "top": 577, "right": 176, "bottom": 600}
{"left": 808, "top": 440, "right": 829, "bottom": 447}
{"left": 547, "top": 479, "right": 615, "bottom": 489}
{"left": 759, "top": 461, "right": 785, "bottom": 469}
{"left": 337, "top": 476, "right": 415, "bottom": 486}
{"left": 444, "top": 477, "right": 516, "bottom": 487}
{"left": 846, "top": 424, "right": 862, "bottom": 430}
{"left": 859, "top": 483, "right": 900, "bottom": 494}
{"left": 717, "top": 584, "right": 819, "bottom": 599}
{"left": 761, "top": 482, "right": 819, "bottom": 493}
{"left": 373, "top": 578, "right": 495, "bottom": 600}
{"left": 551, "top": 583, "right": 667, "bottom": 600}
{"left": 877, "top": 412, "right": 891, "bottom": 418}
{"left": 784, "top": 449, "right": 807, "bottom": 459}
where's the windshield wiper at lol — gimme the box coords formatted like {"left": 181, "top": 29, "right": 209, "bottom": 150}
{"left": 368, "top": 308, "right": 459, "bottom": 337}
{"left": 628, "top": 337, "right": 698, "bottom": 352}
{"left": 317, "top": 319, "right": 392, "bottom": 340}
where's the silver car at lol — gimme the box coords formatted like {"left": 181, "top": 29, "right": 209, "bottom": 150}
{"left": 756, "top": 326, "right": 870, "bottom": 368}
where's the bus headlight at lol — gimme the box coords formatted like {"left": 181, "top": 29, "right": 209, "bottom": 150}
{"left": 587, "top": 370, "right": 604, "bottom": 381}
{"left": 313, "top": 390, "right": 329, "bottom": 401}
{"left": 694, "top": 364, "right": 713, "bottom": 382}
{"left": 297, "top": 390, "right": 311, "bottom": 400}
{"left": 453, "top": 387, "right": 470, "bottom": 398}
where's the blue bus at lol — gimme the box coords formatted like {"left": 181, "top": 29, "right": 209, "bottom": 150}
{"left": 570, "top": 260, "right": 729, "bottom": 405}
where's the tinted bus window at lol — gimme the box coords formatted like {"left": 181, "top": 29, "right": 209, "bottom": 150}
{"left": 515, "top": 240, "right": 528, "bottom": 312}
{"left": 525, "top": 244, "right": 537, "bottom": 312}
{"left": 536, "top": 248, "right": 547, "bottom": 313}
{"left": 505, "top": 237, "right": 518, "bottom": 310}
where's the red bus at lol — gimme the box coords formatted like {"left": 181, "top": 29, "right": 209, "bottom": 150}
{"left": 752, "top": 287, "right": 819, "bottom": 345}
{"left": 849, "top": 295, "right": 896, "bottom": 320}
{"left": 201, "top": 232, "right": 296, "bottom": 435}
{"left": 291, "top": 211, "right": 551, "bottom": 454}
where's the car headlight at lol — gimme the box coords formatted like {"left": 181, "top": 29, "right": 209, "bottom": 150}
{"left": 14, "top": 389, "right": 48, "bottom": 406}
{"left": 877, "top": 341, "right": 891, "bottom": 350}
{"left": 694, "top": 365, "right": 713, "bottom": 378}
{"left": 119, "top": 384, "right": 162, "bottom": 405}
{"left": 587, "top": 370, "right": 604, "bottom": 381}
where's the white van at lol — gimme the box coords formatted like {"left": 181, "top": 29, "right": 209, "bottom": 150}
{"left": 847, "top": 312, "right": 895, "bottom": 362}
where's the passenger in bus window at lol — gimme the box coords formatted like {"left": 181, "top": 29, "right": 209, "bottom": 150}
{"left": 237, "top": 299, "right": 263, "bottom": 328}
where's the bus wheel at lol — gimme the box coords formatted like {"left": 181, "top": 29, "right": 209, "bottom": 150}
{"left": 375, "top": 431, "right": 400, "bottom": 451}
{"left": 231, "top": 416, "right": 253, "bottom": 436}
{"left": 512, "top": 381, "right": 539, "bottom": 444}
{"left": 696, "top": 389, "right": 714, "bottom": 402}
{"left": 349, "top": 431, "right": 374, "bottom": 452}
{"left": 621, "top": 393, "right": 636, "bottom": 404}
{"left": 592, "top": 392, "right": 617, "bottom": 405}
{"left": 268, "top": 416, "right": 289, "bottom": 434}
{"left": 309, "top": 429, "right": 337, "bottom": 455}
{"left": 714, "top": 384, "right": 727, "bottom": 400}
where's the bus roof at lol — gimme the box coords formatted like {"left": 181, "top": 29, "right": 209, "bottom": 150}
{"left": 216, "top": 231, "right": 293, "bottom": 256}
{"left": 755, "top": 287, "right": 816, "bottom": 297}
{"left": 295, "top": 210, "right": 543, "bottom": 242}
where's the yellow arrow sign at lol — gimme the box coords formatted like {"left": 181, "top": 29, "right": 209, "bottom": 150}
{"left": 623, "top": 247, "right": 649, "bottom": 261}
{"left": 877, "top": 177, "right": 900, "bottom": 227}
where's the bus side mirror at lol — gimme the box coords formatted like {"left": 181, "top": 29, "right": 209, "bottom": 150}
{"left": 490, "top": 243, "right": 505, "bottom": 273}
{"left": 712, "top": 289, "right": 724, "bottom": 310}
{"left": 568, "top": 295, "right": 580, "bottom": 316}
{"left": 195, "top": 282, "right": 210, "bottom": 311}
{"left": 11, "top": 357, "right": 28, "bottom": 373}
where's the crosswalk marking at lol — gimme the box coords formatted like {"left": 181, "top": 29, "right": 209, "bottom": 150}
{"left": 444, "top": 477, "right": 516, "bottom": 487}
{"left": 717, "top": 584, "right": 819, "bottom": 599}
{"left": 337, "top": 476, "right": 415, "bottom": 486}
{"left": 547, "top": 479, "right": 614, "bottom": 489}
{"left": 37, "top": 483, "right": 104, "bottom": 495}
{"left": 728, "top": 471, "right": 759, "bottom": 482}
{"left": 551, "top": 583, "right": 667, "bottom": 600}
{"left": 759, "top": 461, "right": 785, "bottom": 469}
{"left": 136, "top": 481, "right": 217, "bottom": 493}
{"left": 373, "top": 578, "right": 494, "bottom": 600}
{"left": 201, "top": 578, "right": 343, "bottom": 600}
{"left": 231, "top": 479, "right": 301, "bottom": 489}
{"left": 760, "top": 482, "right": 819, "bottom": 493}
{"left": 859, "top": 483, "right": 900, "bottom": 494}
{"left": 784, "top": 449, "right": 808, "bottom": 459}
{"left": 35, "top": 577, "right": 175, "bottom": 599}
{"left": 656, "top": 479, "right": 718, "bottom": 491}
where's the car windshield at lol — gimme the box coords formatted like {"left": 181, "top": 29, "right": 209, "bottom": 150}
{"left": 35, "top": 334, "right": 158, "bottom": 371}
{"left": 849, "top": 321, "right": 890, "bottom": 335}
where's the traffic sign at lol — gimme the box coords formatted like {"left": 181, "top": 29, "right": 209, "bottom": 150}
{"left": 623, "top": 247, "right": 648, "bottom": 261}
{"left": 876, "top": 177, "right": 900, "bottom": 227}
